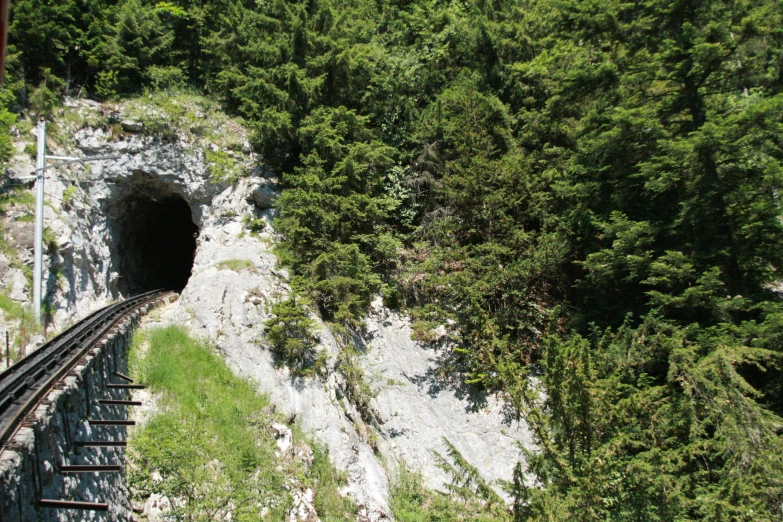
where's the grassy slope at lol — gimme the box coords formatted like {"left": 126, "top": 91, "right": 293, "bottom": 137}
{"left": 127, "top": 326, "right": 355, "bottom": 521}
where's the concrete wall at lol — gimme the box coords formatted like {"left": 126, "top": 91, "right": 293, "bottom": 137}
{"left": 0, "top": 301, "right": 160, "bottom": 522}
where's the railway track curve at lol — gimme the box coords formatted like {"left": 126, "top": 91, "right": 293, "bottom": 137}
{"left": 0, "top": 289, "right": 172, "bottom": 451}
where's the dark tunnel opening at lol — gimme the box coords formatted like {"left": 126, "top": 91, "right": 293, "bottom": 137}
{"left": 112, "top": 184, "right": 198, "bottom": 295}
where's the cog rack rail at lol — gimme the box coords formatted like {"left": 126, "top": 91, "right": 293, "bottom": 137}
{"left": 0, "top": 289, "right": 171, "bottom": 450}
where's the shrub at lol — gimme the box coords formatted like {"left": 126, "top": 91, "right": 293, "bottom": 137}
{"left": 336, "top": 347, "right": 377, "bottom": 422}
{"left": 29, "top": 69, "right": 63, "bottom": 115}
{"left": 0, "top": 107, "right": 16, "bottom": 165}
{"left": 390, "top": 464, "right": 508, "bottom": 522}
{"left": 148, "top": 65, "right": 185, "bottom": 91}
{"left": 243, "top": 214, "right": 266, "bottom": 234}
{"left": 95, "top": 70, "right": 119, "bottom": 100}
{"left": 264, "top": 296, "right": 321, "bottom": 376}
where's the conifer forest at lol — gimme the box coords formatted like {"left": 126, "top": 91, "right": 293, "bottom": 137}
{"left": 4, "top": 0, "right": 783, "bottom": 519}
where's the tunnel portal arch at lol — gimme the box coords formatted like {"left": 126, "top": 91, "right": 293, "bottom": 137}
{"left": 107, "top": 172, "right": 198, "bottom": 295}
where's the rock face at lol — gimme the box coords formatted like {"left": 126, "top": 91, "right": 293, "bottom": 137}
{"left": 359, "top": 301, "right": 532, "bottom": 495}
{"left": 153, "top": 180, "right": 534, "bottom": 518}
{"left": 1, "top": 98, "right": 534, "bottom": 520}
{"left": 247, "top": 177, "right": 278, "bottom": 210}
{"left": 0, "top": 97, "right": 263, "bottom": 341}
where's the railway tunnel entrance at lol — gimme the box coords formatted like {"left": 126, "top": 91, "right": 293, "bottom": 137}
{"left": 108, "top": 172, "right": 198, "bottom": 295}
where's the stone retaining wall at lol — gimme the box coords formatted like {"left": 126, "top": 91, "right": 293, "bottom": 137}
{"left": 0, "top": 299, "right": 164, "bottom": 522}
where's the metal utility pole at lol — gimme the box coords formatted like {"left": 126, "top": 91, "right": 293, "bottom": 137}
{"left": 33, "top": 118, "right": 45, "bottom": 324}
{"left": 30, "top": 120, "right": 118, "bottom": 325}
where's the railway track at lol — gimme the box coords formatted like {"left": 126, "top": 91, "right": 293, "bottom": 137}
{"left": 0, "top": 289, "right": 171, "bottom": 451}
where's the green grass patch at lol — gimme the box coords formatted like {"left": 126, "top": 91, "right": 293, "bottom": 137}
{"left": 0, "top": 292, "right": 25, "bottom": 319}
{"left": 43, "top": 227, "right": 57, "bottom": 254}
{"left": 61, "top": 105, "right": 108, "bottom": 130}
{"left": 206, "top": 149, "right": 243, "bottom": 184}
{"left": 123, "top": 92, "right": 246, "bottom": 150}
{"left": 127, "top": 326, "right": 356, "bottom": 521}
{"left": 62, "top": 186, "right": 80, "bottom": 208}
{"left": 0, "top": 292, "right": 41, "bottom": 359}
{"left": 216, "top": 258, "right": 256, "bottom": 272}
{"left": 23, "top": 143, "right": 37, "bottom": 161}
{"left": 0, "top": 189, "right": 36, "bottom": 270}
{"left": 0, "top": 188, "right": 35, "bottom": 214}
{"left": 243, "top": 214, "right": 267, "bottom": 235}
{"left": 0, "top": 293, "right": 40, "bottom": 332}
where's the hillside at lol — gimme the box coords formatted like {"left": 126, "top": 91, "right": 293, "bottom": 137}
{"left": 3, "top": 0, "right": 783, "bottom": 520}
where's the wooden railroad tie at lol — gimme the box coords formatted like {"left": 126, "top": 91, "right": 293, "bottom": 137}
{"left": 113, "top": 371, "right": 134, "bottom": 383}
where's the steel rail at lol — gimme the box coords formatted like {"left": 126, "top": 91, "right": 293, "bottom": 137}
{"left": 0, "top": 289, "right": 171, "bottom": 450}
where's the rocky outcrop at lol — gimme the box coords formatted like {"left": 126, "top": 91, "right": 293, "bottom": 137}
{"left": 157, "top": 187, "right": 533, "bottom": 518}
{"left": 359, "top": 301, "right": 532, "bottom": 495}
{"left": 1, "top": 97, "right": 534, "bottom": 520}
{"left": 0, "top": 96, "right": 263, "bottom": 340}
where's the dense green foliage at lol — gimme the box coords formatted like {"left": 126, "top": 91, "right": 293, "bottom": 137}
{"left": 127, "top": 326, "right": 356, "bottom": 520}
{"left": 264, "top": 296, "right": 324, "bottom": 375}
{"left": 9, "top": 0, "right": 783, "bottom": 518}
